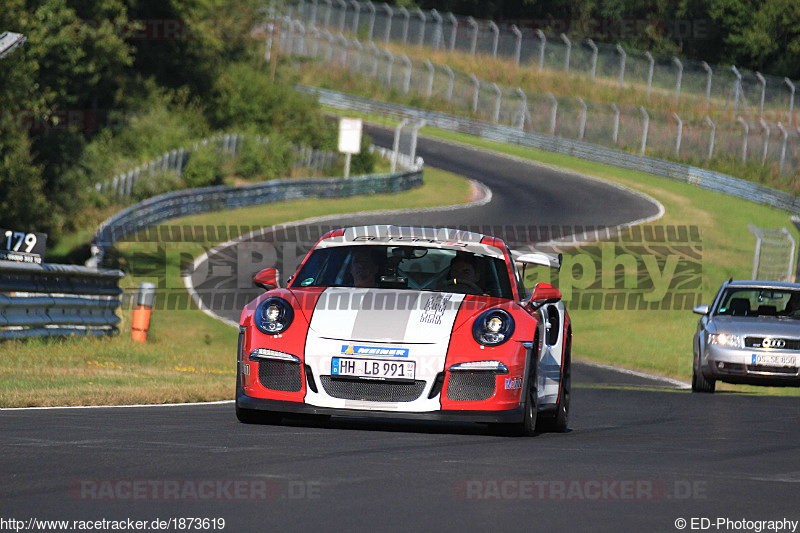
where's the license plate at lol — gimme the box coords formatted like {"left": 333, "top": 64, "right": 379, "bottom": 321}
{"left": 331, "top": 357, "right": 416, "bottom": 380}
{"left": 751, "top": 354, "right": 797, "bottom": 367}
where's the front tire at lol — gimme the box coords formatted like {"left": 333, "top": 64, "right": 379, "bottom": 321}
{"left": 691, "top": 349, "right": 715, "bottom": 393}
{"left": 490, "top": 339, "right": 539, "bottom": 437}
{"left": 537, "top": 331, "right": 571, "bottom": 432}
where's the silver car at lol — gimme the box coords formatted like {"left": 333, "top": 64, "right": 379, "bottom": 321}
{"left": 692, "top": 279, "right": 800, "bottom": 393}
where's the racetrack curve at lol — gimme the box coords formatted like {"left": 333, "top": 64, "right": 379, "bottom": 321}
{"left": 2, "top": 128, "right": 798, "bottom": 532}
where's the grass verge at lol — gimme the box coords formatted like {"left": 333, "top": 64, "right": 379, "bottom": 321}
{"left": 0, "top": 167, "right": 471, "bottom": 407}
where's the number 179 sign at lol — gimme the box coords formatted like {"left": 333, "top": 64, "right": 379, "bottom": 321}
{"left": 0, "top": 229, "right": 47, "bottom": 264}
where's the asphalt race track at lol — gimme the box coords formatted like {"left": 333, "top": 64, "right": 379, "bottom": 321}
{"left": 2, "top": 130, "right": 799, "bottom": 532}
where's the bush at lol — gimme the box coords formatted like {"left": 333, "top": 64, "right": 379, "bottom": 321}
{"left": 350, "top": 133, "right": 377, "bottom": 175}
{"left": 130, "top": 170, "right": 184, "bottom": 202}
{"left": 183, "top": 144, "right": 225, "bottom": 188}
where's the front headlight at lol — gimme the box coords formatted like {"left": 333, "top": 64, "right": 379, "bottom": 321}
{"left": 709, "top": 333, "right": 743, "bottom": 348}
{"left": 472, "top": 309, "right": 515, "bottom": 346}
{"left": 254, "top": 297, "right": 294, "bottom": 335}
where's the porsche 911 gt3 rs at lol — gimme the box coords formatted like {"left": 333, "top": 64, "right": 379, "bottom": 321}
{"left": 236, "top": 225, "right": 571, "bottom": 435}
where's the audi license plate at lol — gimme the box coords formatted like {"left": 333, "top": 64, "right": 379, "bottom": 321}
{"left": 751, "top": 354, "right": 797, "bottom": 367}
{"left": 331, "top": 357, "right": 416, "bottom": 380}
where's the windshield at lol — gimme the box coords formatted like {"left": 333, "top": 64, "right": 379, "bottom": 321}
{"left": 714, "top": 287, "right": 800, "bottom": 319}
{"left": 290, "top": 245, "right": 513, "bottom": 298}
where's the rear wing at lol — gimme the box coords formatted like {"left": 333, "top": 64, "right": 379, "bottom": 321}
{"left": 511, "top": 250, "right": 562, "bottom": 270}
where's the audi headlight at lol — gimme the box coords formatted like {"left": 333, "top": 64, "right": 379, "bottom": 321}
{"left": 709, "top": 333, "right": 742, "bottom": 348}
{"left": 254, "top": 297, "right": 294, "bottom": 335}
{"left": 472, "top": 309, "right": 515, "bottom": 346}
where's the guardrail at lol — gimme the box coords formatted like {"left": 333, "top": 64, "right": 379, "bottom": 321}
{"left": 0, "top": 261, "right": 124, "bottom": 339}
{"left": 90, "top": 146, "right": 423, "bottom": 260}
{"left": 300, "top": 85, "right": 800, "bottom": 215}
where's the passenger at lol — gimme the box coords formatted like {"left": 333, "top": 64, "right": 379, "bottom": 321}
{"left": 349, "top": 249, "right": 383, "bottom": 288}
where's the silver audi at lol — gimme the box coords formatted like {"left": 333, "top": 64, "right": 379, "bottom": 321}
{"left": 692, "top": 279, "right": 800, "bottom": 393}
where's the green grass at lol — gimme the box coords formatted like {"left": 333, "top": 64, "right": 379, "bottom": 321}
{"left": 0, "top": 167, "right": 471, "bottom": 407}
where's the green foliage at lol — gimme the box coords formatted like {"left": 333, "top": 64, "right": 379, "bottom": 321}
{"left": 130, "top": 170, "right": 185, "bottom": 202}
{"left": 182, "top": 145, "right": 225, "bottom": 188}
{"left": 350, "top": 133, "right": 378, "bottom": 175}
{"left": 0, "top": 132, "right": 51, "bottom": 235}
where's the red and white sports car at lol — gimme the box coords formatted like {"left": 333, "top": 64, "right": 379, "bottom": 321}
{"left": 236, "top": 226, "right": 571, "bottom": 435}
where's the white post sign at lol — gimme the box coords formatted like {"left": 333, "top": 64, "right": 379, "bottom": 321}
{"left": 338, "top": 118, "right": 362, "bottom": 177}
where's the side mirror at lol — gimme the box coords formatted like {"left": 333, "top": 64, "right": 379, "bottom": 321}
{"left": 254, "top": 268, "right": 280, "bottom": 290}
{"left": 530, "top": 282, "right": 561, "bottom": 304}
{"left": 692, "top": 304, "right": 709, "bottom": 315}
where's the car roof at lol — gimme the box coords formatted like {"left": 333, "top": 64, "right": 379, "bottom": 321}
{"left": 315, "top": 225, "right": 509, "bottom": 259}
{"left": 725, "top": 280, "right": 800, "bottom": 290}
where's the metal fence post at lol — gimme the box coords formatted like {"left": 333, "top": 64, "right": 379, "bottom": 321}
{"left": 447, "top": 12, "right": 457, "bottom": 51}
{"left": 391, "top": 118, "right": 408, "bottom": 172}
{"left": 610, "top": 103, "right": 620, "bottom": 144}
{"left": 309, "top": 25, "right": 320, "bottom": 57}
{"left": 468, "top": 17, "right": 478, "bottom": 56}
{"left": 337, "top": 33, "right": 348, "bottom": 66}
{"left": 399, "top": 6, "right": 409, "bottom": 44}
{"left": 324, "top": 0, "right": 332, "bottom": 27}
{"left": 352, "top": 38, "right": 362, "bottom": 71}
{"left": 431, "top": 9, "right": 442, "bottom": 49}
{"left": 672, "top": 57, "right": 683, "bottom": 103}
{"left": 777, "top": 122, "right": 788, "bottom": 172}
{"left": 547, "top": 92, "right": 558, "bottom": 134}
{"left": 414, "top": 8, "right": 425, "bottom": 46}
{"left": 365, "top": 1, "right": 376, "bottom": 39}
{"left": 705, "top": 117, "right": 715, "bottom": 159}
{"left": 444, "top": 64, "right": 454, "bottom": 101}
{"left": 491, "top": 83, "right": 502, "bottom": 123}
{"left": 515, "top": 88, "right": 527, "bottom": 130}
{"left": 382, "top": 3, "right": 392, "bottom": 43}
{"left": 383, "top": 48, "right": 394, "bottom": 84}
{"left": 535, "top": 30, "right": 545, "bottom": 72}
{"left": 368, "top": 41, "right": 379, "bottom": 76}
{"left": 639, "top": 106, "right": 649, "bottom": 154}
{"left": 560, "top": 33, "right": 571, "bottom": 71}
{"left": 512, "top": 25, "right": 522, "bottom": 66}
{"left": 577, "top": 97, "right": 586, "bottom": 140}
{"left": 737, "top": 116, "right": 749, "bottom": 162}
{"left": 350, "top": 0, "right": 360, "bottom": 34}
{"left": 756, "top": 72, "right": 766, "bottom": 118}
{"left": 310, "top": 0, "right": 318, "bottom": 24}
{"left": 470, "top": 73, "right": 480, "bottom": 113}
{"left": 616, "top": 45, "right": 626, "bottom": 88}
{"left": 488, "top": 21, "right": 499, "bottom": 58}
{"left": 701, "top": 61, "right": 712, "bottom": 109}
{"left": 645, "top": 51, "right": 654, "bottom": 98}
{"left": 323, "top": 29, "right": 334, "bottom": 62}
{"left": 759, "top": 118, "right": 770, "bottom": 163}
{"left": 731, "top": 66, "right": 742, "bottom": 113}
{"left": 425, "top": 59, "right": 434, "bottom": 98}
{"left": 785, "top": 78, "right": 795, "bottom": 126}
{"left": 335, "top": 0, "right": 346, "bottom": 32}
{"left": 409, "top": 120, "right": 426, "bottom": 164}
{"left": 673, "top": 113, "right": 682, "bottom": 156}
{"left": 401, "top": 54, "right": 412, "bottom": 93}
{"left": 587, "top": 39, "right": 598, "bottom": 81}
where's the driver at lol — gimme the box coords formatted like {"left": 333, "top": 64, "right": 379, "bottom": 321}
{"left": 444, "top": 253, "right": 484, "bottom": 294}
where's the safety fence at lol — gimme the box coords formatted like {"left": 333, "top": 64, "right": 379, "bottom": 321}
{"left": 747, "top": 225, "right": 796, "bottom": 282}
{"left": 89, "top": 145, "right": 423, "bottom": 263}
{"left": 0, "top": 261, "right": 123, "bottom": 339}
{"left": 299, "top": 85, "right": 800, "bottom": 216}
{"left": 292, "top": 1, "right": 797, "bottom": 125}
{"left": 279, "top": 13, "right": 800, "bottom": 178}
{"left": 93, "top": 133, "right": 339, "bottom": 205}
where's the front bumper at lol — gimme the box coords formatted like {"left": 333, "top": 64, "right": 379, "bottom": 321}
{"left": 703, "top": 345, "right": 800, "bottom": 386}
{"left": 236, "top": 391, "right": 526, "bottom": 424}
